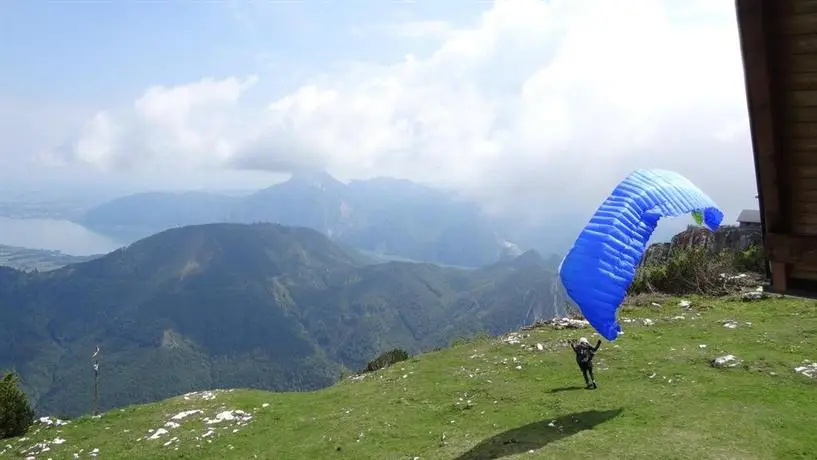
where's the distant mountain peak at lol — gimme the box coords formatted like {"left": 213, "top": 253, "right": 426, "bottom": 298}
{"left": 498, "top": 238, "right": 524, "bottom": 261}
{"left": 287, "top": 169, "right": 344, "bottom": 190}
{"left": 514, "top": 249, "right": 544, "bottom": 265}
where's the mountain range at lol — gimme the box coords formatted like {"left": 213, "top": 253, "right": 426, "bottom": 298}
{"left": 75, "top": 171, "right": 557, "bottom": 268}
{"left": 0, "top": 222, "right": 565, "bottom": 418}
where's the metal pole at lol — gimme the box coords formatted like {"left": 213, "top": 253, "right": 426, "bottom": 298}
{"left": 92, "top": 363, "right": 98, "bottom": 415}
{"left": 92, "top": 345, "right": 100, "bottom": 416}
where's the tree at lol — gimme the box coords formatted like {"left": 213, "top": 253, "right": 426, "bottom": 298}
{"left": 363, "top": 348, "right": 410, "bottom": 374}
{"left": 0, "top": 371, "right": 35, "bottom": 439}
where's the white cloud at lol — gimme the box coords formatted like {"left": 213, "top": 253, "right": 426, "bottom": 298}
{"left": 392, "top": 20, "right": 453, "bottom": 40}
{"left": 59, "top": 0, "right": 755, "bottom": 220}
{"left": 351, "top": 19, "right": 455, "bottom": 41}
{"left": 67, "top": 76, "right": 259, "bottom": 172}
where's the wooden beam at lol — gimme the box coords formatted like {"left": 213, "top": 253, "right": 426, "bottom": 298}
{"left": 765, "top": 232, "right": 817, "bottom": 264}
{"left": 778, "top": 0, "right": 817, "bottom": 16}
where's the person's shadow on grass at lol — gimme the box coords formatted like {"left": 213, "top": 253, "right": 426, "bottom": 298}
{"left": 547, "top": 385, "right": 585, "bottom": 393}
{"left": 453, "top": 408, "right": 623, "bottom": 460}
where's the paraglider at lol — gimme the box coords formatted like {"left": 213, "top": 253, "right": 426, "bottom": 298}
{"left": 559, "top": 169, "right": 724, "bottom": 341}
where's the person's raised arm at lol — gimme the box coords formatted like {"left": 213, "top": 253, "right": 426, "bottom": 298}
{"left": 593, "top": 340, "right": 602, "bottom": 351}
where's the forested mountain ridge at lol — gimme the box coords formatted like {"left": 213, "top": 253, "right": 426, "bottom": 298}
{"left": 0, "top": 222, "right": 563, "bottom": 417}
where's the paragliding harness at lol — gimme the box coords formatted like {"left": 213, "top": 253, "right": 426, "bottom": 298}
{"left": 577, "top": 344, "right": 595, "bottom": 365}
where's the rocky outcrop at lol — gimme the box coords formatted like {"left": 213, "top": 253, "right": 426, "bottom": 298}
{"left": 642, "top": 225, "right": 762, "bottom": 266}
{"left": 673, "top": 225, "right": 761, "bottom": 252}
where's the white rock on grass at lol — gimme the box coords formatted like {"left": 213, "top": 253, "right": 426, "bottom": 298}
{"left": 546, "top": 317, "right": 589, "bottom": 330}
{"left": 742, "top": 289, "right": 765, "bottom": 301}
{"left": 519, "top": 317, "right": 589, "bottom": 331}
{"left": 171, "top": 409, "right": 203, "bottom": 421}
{"left": 711, "top": 355, "right": 741, "bottom": 368}
{"left": 147, "top": 428, "right": 169, "bottom": 440}
{"left": 182, "top": 390, "right": 220, "bottom": 401}
{"left": 204, "top": 410, "right": 253, "bottom": 425}
{"left": 37, "top": 416, "right": 68, "bottom": 427}
{"left": 501, "top": 332, "right": 525, "bottom": 345}
{"left": 18, "top": 434, "right": 69, "bottom": 457}
{"left": 794, "top": 361, "right": 817, "bottom": 378}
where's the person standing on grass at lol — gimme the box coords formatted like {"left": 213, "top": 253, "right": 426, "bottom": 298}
{"left": 569, "top": 337, "right": 601, "bottom": 389}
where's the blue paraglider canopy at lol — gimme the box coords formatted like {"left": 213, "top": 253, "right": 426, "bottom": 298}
{"left": 558, "top": 169, "right": 724, "bottom": 341}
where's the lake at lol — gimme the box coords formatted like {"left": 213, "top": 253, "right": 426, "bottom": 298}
{"left": 0, "top": 217, "right": 124, "bottom": 256}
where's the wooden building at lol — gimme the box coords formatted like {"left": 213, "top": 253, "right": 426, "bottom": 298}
{"left": 737, "top": 0, "right": 817, "bottom": 296}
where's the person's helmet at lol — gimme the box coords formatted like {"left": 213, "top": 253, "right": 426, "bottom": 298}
{"left": 579, "top": 337, "right": 589, "bottom": 345}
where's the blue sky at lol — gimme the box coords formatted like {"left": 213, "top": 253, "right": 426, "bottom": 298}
{"left": 0, "top": 0, "right": 479, "bottom": 105}
{"left": 3, "top": 1, "right": 244, "bottom": 104}
{"left": 0, "top": 0, "right": 758, "bottom": 226}
{"left": 0, "top": 0, "right": 485, "bottom": 193}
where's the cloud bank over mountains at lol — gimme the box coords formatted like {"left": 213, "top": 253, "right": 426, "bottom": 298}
{"left": 56, "top": 0, "right": 754, "bottom": 218}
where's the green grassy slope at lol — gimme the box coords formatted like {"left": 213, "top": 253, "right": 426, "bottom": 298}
{"left": 3, "top": 295, "right": 816, "bottom": 460}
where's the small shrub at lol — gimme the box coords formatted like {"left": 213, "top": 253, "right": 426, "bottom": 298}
{"left": 359, "top": 348, "right": 409, "bottom": 374}
{"left": 338, "top": 368, "right": 354, "bottom": 380}
{"left": 734, "top": 245, "right": 765, "bottom": 274}
{"left": 629, "top": 246, "right": 742, "bottom": 296}
{"left": 362, "top": 348, "right": 410, "bottom": 374}
{"left": 0, "top": 371, "right": 35, "bottom": 440}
